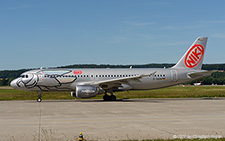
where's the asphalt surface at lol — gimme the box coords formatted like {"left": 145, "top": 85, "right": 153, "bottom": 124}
{"left": 0, "top": 98, "right": 225, "bottom": 140}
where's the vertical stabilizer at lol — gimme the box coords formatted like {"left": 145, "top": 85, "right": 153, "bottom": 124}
{"left": 172, "top": 37, "right": 208, "bottom": 70}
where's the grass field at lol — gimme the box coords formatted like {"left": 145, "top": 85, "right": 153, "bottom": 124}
{"left": 0, "top": 85, "right": 225, "bottom": 101}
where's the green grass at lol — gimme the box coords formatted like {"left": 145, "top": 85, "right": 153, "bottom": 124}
{"left": 112, "top": 86, "right": 225, "bottom": 99}
{"left": 0, "top": 86, "right": 225, "bottom": 101}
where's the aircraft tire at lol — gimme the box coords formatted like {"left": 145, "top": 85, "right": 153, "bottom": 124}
{"left": 103, "top": 95, "right": 110, "bottom": 101}
{"left": 110, "top": 95, "right": 116, "bottom": 101}
{"left": 103, "top": 94, "right": 116, "bottom": 101}
{"left": 37, "top": 98, "right": 42, "bottom": 102}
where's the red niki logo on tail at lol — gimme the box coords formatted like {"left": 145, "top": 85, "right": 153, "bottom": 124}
{"left": 184, "top": 44, "right": 204, "bottom": 68}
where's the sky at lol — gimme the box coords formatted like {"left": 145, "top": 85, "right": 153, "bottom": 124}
{"left": 0, "top": 0, "right": 225, "bottom": 70}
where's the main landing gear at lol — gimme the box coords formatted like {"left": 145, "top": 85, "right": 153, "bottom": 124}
{"left": 37, "top": 91, "right": 42, "bottom": 102}
{"left": 103, "top": 91, "right": 117, "bottom": 101}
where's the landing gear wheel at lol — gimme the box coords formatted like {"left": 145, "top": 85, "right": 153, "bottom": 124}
{"left": 110, "top": 95, "right": 116, "bottom": 101}
{"left": 103, "top": 94, "right": 110, "bottom": 101}
{"left": 110, "top": 92, "right": 117, "bottom": 101}
{"left": 37, "top": 98, "right": 42, "bottom": 102}
{"left": 37, "top": 91, "right": 42, "bottom": 102}
{"left": 103, "top": 92, "right": 117, "bottom": 101}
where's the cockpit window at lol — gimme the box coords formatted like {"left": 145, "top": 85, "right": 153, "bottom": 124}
{"left": 21, "top": 75, "right": 28, "bottom": 78}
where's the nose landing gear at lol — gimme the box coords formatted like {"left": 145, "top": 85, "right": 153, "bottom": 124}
{"left": 37, "top": 91, "right": 42, "bottom": 102}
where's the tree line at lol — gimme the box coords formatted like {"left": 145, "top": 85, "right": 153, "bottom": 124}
{"left": 1, "top": 64, "right": 225, "bottom": 86}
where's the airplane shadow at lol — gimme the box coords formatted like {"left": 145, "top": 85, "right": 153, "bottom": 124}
{"left": 31, "top": 98, "right": 163, "bottom": 103}
{"left": 26, "top": 97, "right": 224, "bottom": 103}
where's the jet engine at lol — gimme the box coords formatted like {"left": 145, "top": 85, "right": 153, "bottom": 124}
{"left": 71, "top": 85, "right": 101, "bottom": 98}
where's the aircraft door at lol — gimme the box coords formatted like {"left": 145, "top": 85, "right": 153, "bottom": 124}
{"left": 171, "top": 70, "right": 178, "bottom": 82}
{"left": 38, "top": 74, "right": 42, "bottom": 82}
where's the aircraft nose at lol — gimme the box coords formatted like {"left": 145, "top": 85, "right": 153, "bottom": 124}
{"left": 10, "top": 79, "right": 17, "bottom": 89}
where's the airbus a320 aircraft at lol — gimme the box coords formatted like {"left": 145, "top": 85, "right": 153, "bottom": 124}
{"left": 10, "top": 37, "right": 217, "bottom": 102}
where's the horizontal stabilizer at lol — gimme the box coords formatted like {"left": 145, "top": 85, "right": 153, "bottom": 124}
{"left": 188, "top": 70, "right": 218, "bottom": 78}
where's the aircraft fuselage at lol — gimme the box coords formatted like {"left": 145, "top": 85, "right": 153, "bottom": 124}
{"left": 11, "top": 68, "right": 209, "bottom": 92}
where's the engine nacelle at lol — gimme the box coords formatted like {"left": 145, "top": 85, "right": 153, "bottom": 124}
{"left": 71, "top": 85, "right": 99, "bottom": 98}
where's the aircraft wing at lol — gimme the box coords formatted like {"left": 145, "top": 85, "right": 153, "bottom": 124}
{"left": 81, "top": 71, "right": 156, "bottom": 89}
{"left": 188, "top": 70, "right": 218, "bottom": 78}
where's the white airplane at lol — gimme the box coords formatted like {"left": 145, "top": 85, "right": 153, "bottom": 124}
{"left": 194, "top": 81, "right": 202, "bottom": 86}
{"left": 10, "top": 37, "right": 217, "bottom": 102}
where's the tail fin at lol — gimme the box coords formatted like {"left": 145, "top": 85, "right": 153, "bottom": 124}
{"left": 172, "top": 37, "right": 208, "bottom": 70}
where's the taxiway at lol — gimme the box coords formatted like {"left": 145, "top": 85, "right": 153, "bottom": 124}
{"left": 0, "top": 98, "right": 225, "bottom": 140}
